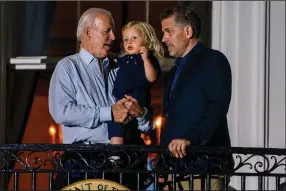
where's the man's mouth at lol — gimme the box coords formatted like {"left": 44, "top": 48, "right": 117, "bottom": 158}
{"left": 104, "top": 44, "right": 112, "bottom": 48}
{"left": 127, "top": 46, "right": 133, "bottom": 50}
{"left": 167, "top": 45, "right": 173, "bottom": 51}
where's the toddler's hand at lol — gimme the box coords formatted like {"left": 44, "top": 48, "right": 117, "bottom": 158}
{"left": 139, "top": 47, "right": 149, "bottom": 61}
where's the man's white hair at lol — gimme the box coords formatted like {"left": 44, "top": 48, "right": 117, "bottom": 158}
{"left": 76, "top": 8, "right": 113, "bottom": 42}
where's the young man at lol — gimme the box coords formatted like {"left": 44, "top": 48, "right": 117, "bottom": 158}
{"left": 160, "top": 5, "right": 234, "bottom": 190}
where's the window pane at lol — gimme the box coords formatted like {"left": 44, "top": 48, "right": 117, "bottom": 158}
{"left": 46, "top": 2, "right": 77, "bottom": 56}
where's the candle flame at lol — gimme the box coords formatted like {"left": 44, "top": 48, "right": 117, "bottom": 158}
{"left": 49, "top": 125, "right": 56, "bottom": 135}
{"left": 155, "top": 117, "right": 162, "bottom": 128}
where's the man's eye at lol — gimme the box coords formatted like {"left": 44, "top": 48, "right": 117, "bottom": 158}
{"left": 164, "top": 29, "right": 171, "bottom": 33}
{"left": 132, "top": 36, "right": 137, "bottom": 40}
{"left": 104, "top": 29, "right": 111, "bottom": 34}
{"left": 123, "top": 38, "right": 128, "bottom": 42}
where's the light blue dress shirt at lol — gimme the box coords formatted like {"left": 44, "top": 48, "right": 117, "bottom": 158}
{"left": 49, "top": 48, "right": 152, "bottom": 144}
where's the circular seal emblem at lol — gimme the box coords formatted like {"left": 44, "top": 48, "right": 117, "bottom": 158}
{"left": 61, "top": 179, "right": 130, "bottom": 190}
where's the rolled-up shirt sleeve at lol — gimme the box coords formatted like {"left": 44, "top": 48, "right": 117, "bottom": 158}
{"left": 48, "top": 61, "right": 112, "bottom": 129}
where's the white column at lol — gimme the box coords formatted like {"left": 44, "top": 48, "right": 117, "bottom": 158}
{"left": 212, "top": 1, "right": 266, "bottom": 190}
{"left": 268, "top": 1, "right": 285, "bottom": 151}
{"left": 267, "top": 1, "right": 286, "bottom": 189}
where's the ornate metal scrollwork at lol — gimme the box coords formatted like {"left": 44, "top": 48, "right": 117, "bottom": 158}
{"left": 234, "top": 153, "right": 286, "bottom": 174}
{"left": 0, "top": 144, "right": 285, "bottom": 176}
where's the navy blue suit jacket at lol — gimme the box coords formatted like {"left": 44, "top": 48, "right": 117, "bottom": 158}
{"left": 161, "top": 42, "right": 232, "bottom": 148}
{"left": 160, "top": 42, "right": 234, "bottom": 171}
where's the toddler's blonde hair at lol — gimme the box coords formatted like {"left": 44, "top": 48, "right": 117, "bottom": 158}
{"left": 121, "top": 21, "right": 164, "bottom": 64}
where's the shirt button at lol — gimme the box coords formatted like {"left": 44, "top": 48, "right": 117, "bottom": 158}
{"left": 126, "top": 61, "right": 129, "bottom": 63}
{"left": 130, "top": 56, "right": 133, "bottom": 59}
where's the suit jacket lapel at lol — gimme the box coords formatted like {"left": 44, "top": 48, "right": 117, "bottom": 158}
{"left": 162, "top": 66, "right": 177, "bottom": 113}
{"left": 168, "top": 44, "right": 207, "bottom": 110}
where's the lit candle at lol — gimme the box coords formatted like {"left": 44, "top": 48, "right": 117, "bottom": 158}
{"left": 49, "top": 124, "right": 56, "bottom": 144}
{"left": 155, "top": 117, "right": 162, "bottom": 145}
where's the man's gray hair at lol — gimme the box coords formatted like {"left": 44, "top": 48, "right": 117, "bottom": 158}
{"left": 76, "top": 8, "right": 113, "bottom": 41}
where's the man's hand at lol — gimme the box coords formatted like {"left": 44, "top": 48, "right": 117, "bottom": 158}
{"left": 168, "top": 139, "right": 191, "bottom": 158}
{"left": 124, "top": 95, "right": 145, "bottom": 118}
{"left": 112, "top": 98, "right": 133, "bottom": 124}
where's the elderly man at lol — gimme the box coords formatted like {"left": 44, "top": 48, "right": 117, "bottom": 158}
{"left": 49, "top": 8, "right": 152, "bottom": 189}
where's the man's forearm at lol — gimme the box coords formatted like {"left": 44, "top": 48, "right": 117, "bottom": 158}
{"left": 49, "top": 102, "right": 112, "bottom": 128}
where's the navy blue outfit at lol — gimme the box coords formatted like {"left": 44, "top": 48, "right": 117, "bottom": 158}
{"left": 161, "top": 42, "right": 234, "bottom": 172}
{"left": 108, "top": 53, "right": 161, "bottom": 139}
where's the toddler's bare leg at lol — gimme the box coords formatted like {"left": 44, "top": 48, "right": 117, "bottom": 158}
{"left": 110, "top": 137, "right": 124, "bottom": 144}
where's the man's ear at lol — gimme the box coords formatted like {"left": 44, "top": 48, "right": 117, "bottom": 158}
{"left": 84, "top": 27, "right": 92, "bottom": 38}
{"left": 185, "top": 26, "right": 193, "bottom": 39}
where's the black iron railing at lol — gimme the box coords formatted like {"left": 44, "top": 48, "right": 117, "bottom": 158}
{"left": 0, "top": 144, "right": 285, "bottom": 190}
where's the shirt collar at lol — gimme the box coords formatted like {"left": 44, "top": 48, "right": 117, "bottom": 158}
{"left": 80, "top": 48, "right": 109, "bottom": 67}
{"left": 174, "top": 41, "right": 203, "bottom": 67}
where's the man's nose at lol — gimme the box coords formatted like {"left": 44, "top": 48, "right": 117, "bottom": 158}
{"left": 110, "top": 30, "right": 115, "bottom": 41}
{"left": 162, "top": 35, "right": 166, "bottom": 43}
